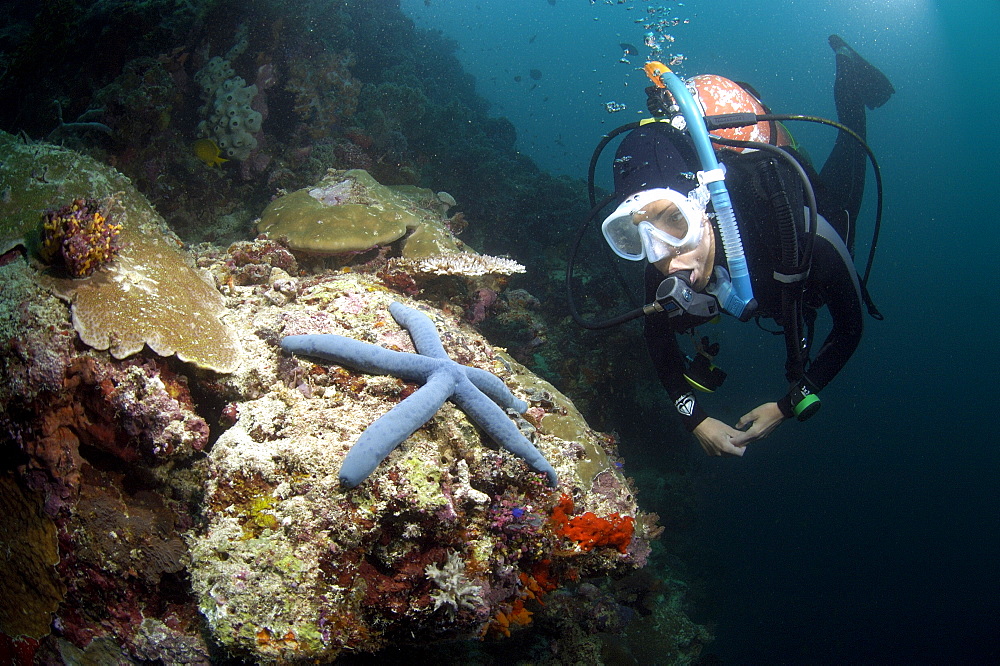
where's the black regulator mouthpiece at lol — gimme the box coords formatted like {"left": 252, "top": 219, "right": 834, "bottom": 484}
{"left": 652, "top": 271, "right": 720, "bottom": 329}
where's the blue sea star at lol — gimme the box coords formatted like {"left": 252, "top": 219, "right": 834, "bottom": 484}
{"left": 281, "top": 301, "right": 559, "bottom": 489}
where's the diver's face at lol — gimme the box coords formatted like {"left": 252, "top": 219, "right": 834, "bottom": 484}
{"left": 633, "top": 199, "right": 691, "bottom": 241}
{"left": 650, "top": 215, "right": 715, "bottom": 290}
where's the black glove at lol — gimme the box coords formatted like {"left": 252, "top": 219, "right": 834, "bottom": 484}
{"left": 645, "top": 86, "right": 669, "bottom": 117}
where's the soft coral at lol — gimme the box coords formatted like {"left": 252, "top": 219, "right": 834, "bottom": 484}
{"left": 551, "top": 494, "right": 634, "bottom": 554}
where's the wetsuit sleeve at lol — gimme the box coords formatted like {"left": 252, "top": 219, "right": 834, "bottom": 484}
{"left": 642, "top": 265, "right": 709, "bottom": 431}
{"left": 777, "top": 233, "right": 864, "bottom": 417}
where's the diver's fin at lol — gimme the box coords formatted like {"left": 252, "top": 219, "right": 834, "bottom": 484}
{"left": 829, "top": 34, "right": 895, "bottom": 109}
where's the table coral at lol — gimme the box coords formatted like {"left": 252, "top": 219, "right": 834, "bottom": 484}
{"left": 389, "top": 252, "right": 526, "bottom": 278}
{"left": 44, "top": 226, "right": 242, "bottom": 373}
{"left": 281, "top": 301, "right": 558, "bottom": 488}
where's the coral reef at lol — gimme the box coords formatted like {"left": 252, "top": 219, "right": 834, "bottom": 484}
{"left": 186, "top": 268, "right": 658, "bottom": 662}
{"left": 282, "top": 301, "right": 558, "bottom": 488}
{"left": 1, "top": 253, "right": 213, "bottom": 660}
{"left": 0, "top": 131, "right": 242, "bottom": 373}
{"left": 4, "top": 203, "right": 701, "bottom": 662}
{"left": 0, "top": 1, "right": 717, "bottom": 661}
{"left": 39, "top": 198, "right": 122, "bottom": 278}
{"left": 0, "top": 475, "right": 64, "bottom": 639}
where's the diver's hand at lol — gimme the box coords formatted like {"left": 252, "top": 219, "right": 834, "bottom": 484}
{"left": 730, "top": 402, "right": 787, "bottom": 447}
{"left": 645, "top": 86, "right": 668, "bottom": 117}
{"left": 692, "top": 418, "right": 746, "bottom": 457}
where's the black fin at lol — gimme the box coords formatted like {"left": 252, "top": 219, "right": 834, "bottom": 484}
{"left": 829, "top": 34, "right": 895, "bottom": 109}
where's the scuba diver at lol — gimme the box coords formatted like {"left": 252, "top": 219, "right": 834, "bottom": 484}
{"left": 570, "top": 35, "right": 894, "bottom": 456}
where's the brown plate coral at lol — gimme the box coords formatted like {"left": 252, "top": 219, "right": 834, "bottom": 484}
{"left": 0, "top": 130, "right": 241, "bottom": 373}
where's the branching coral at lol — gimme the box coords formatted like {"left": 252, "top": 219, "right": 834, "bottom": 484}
{"left": 425, "top": 550, "right": 483, "bottom": 619}
{"left": 388, "top": 252, "right": 526, "bottom": 278}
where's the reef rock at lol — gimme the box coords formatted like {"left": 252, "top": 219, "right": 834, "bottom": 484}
{"left": 188, "top": 269, "right": 656, "bottom": 662}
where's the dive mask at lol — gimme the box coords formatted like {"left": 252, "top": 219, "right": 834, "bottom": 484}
{"left": 602, "top": 186, "right": 710, "bottom": 263}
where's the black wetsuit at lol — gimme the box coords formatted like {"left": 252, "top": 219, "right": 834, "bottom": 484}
{"left": 629, "top": 130, "right": 864, "bottom": 429}
{"left": 614, "top": 49, "right": 881, "bottom": 430}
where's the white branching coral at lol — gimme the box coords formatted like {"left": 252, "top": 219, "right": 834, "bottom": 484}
{"left": 425, "top": 550, "right": 483, "bottom": 619}
{"left": 390, "top": 252, "right": 526, "bottom": 277}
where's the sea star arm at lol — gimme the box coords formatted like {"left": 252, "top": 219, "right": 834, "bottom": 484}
{"left": 462, "top": 366, "right": 528, "bottom": 413}
{"left": 389, "top": 301, "right": 450, "bottom": 360}
{"left": 281, "top": 302, "right": 559, "bottom": 489}
{"left": 339, "top": 368, "right": 457, "bottom": 488}
{"left": 281, "top": 334, "right": 438, "bottom": 383}
{"left": 452, "top": 376, "right": 558, "bottom": 487}
{"left": 391, "top": 302, "right": 528, "bottom": 412}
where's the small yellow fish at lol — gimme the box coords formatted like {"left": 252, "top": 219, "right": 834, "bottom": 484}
{"left": 193, "top": 138, "right": 228, "bottom": 168}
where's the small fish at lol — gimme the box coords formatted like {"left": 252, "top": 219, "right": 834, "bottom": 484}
{"left": 529, "top": 68, "right": 542, "bottom": 80}
{"left": 193, "top": 138, "right": 228, "bottom": 168}
{"left": 514, "top": 75, "right": 522, "bottom": 82}
{"left": 529, "top": 34, "right": 537, "bottom": 44}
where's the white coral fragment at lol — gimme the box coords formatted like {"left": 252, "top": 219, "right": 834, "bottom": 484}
{"left": 425, "top": 550, "right": 483, "bottom": 619}
{"left": 390, "top": 252, "right": 526, "bottom": 278}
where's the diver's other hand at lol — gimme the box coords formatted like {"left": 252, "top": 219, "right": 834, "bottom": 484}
{"left": 730, "top": 402, "right": 786, "bottom": 447}
{"left": 645, "top": 86, "right": 668, "bottom": 117}
{"left": 692, "top": 418, "right": 746, "bottom": 457}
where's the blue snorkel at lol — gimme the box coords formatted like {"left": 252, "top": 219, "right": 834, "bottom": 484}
{"left": 643, "top": 62, "right": 757, "bottom": 321}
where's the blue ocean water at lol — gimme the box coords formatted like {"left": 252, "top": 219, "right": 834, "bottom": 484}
{"left": 402, "top": 0, "right": 1000, "bottom": 662}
